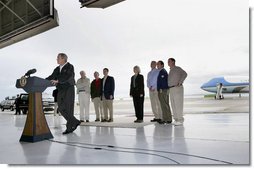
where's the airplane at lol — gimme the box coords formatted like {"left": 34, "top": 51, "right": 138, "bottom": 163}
{"left": 200, "top": 76, "right": 249, "bottom": 94}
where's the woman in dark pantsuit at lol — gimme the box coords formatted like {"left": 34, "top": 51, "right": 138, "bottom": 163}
{"left": 130, "top": 66, "right": 145, "bottom": 123}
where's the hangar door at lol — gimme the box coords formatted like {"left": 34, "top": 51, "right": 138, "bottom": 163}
{"left": 0, "top": 0, "right": 58, "bottom": 49}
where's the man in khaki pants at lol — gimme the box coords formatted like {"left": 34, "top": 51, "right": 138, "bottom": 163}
{"left": 157, "top": 61, "right": 172, "bottom": 124}
{"left": 168, "top": 58, "right": 187, "bottom": 126}
{"left": 147, "top": 61, "right": 162, "bottom": 122}
{"left": 101, "top": 68, "right": 115, "bottom": 122}
{"left": 90, "top": 71, "right": 103, "bottom": 122}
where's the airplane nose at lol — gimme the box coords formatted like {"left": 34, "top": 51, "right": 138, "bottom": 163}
{"left": 200, "top": 83, "right": 205, "bottom": 89}
{"left": 200, "top": 82, "right": 210, "bottom": 92}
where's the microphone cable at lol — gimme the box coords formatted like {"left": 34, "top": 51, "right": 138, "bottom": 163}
{"left": 48, "top": 139, "right": 233, "bottom": 164}
{"left": 48, "top": 139, "right": 180, "bottom": 164}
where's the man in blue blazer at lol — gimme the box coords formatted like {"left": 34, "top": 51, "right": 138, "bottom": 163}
{"left": 157, "top": 60, "right": 172, "bottom": 124}
{"left": 101, "top": 68, "right": 115, "bottom": 122}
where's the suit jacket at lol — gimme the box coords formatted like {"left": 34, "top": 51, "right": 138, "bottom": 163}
{"left": 130, "top": 74, "right": 145, "bottom": 97}
{"left": 102, "top": 76, "right": 115, "bottom": 100}
{"left": 46, "top": 62, "right": 75, "bottom": 91}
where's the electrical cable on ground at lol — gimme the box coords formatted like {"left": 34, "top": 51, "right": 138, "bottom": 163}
{"left": 48, "top": 139, "right": 233, "bottom": 164}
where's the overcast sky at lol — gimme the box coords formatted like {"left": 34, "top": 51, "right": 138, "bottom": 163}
{"left": 0, "top": 0, "right": 249, "bottom": 100}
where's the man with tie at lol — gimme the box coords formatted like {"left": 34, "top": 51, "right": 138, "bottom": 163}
{"left": 46, "top": 53, "right": 81, "bottom": 134}
{"left": 101, "top": 68, "right": 115, "bottom": 122}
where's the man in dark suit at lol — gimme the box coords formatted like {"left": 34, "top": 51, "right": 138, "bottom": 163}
{"left": 101, "top": 68, "right": 115, "bottom": 122}
{"left": 46, "top": 53, "right": 80, "bottom": 134}
{"left": 130, "top": 66, "right": 145, "bottom": 123}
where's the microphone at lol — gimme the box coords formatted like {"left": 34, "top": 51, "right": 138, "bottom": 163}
{"left": 25, "top": 68, "right": 37, "bottom": 77}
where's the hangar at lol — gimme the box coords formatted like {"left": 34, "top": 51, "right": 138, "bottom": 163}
{"left": 0, "top": 0, "right": 59, "bottom": 49}
{"left": 0, "top": 0, "right": 126, "bottom": 49}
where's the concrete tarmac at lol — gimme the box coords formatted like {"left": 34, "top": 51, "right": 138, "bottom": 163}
{"left": 0, "top": 96, "right": 249, "bottom": 165}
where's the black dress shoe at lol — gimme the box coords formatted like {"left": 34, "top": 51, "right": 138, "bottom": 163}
{"left": 62, "top": 130, "right": 73, "bottom": 135}
{"left": 80, "top": 120, "right": 84, "bottom": 122}
{"left": 158, "top": 121, "right": 166, "bottom": 124}
{"left": 71, "top": 121, "right": 81, "bottom": 132}
{"left": 134, "top": 119, "right": 143, "bottom": 123}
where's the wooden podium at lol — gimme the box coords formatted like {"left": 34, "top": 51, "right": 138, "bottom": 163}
{"left": 16, "top": 76, "right": 53, "bottom": 142}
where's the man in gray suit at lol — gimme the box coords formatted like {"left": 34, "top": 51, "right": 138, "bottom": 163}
{"left": 46, "top": 53, "right": 80, "bottom": 134}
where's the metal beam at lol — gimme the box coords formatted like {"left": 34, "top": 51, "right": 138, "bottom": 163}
{"left": 0, "top": 0, "right": 26, "bottom": 24}
{"left": 80, "top": 0, "right": 125, "bottom": 9}
{"left": 0, "top": 0, "right": 12, "bottom": 12}
{"left": 26, "top": 0, "right": 42, "bottom": 17}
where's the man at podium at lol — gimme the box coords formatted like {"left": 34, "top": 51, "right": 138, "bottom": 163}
{"left": 46, "top": 53, "right": 81, "bottom": 134}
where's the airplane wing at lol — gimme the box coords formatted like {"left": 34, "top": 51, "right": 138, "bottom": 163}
{"left": 231, "top": 86, "right": 247, "bottom": 93}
